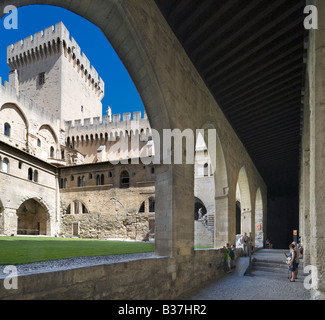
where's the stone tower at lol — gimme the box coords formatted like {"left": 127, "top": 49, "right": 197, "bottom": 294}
{"left": 6, "top": 22, "right": 104, "bottom": 126}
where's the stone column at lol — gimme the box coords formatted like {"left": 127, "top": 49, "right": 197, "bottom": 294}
{"left": 300, "top": 81, "right": 311, "bottom": 267}
{"left": 2, "top": 208, "right": 17, "bottom": 235}
{"left": 155, "top": 163, "right": 194, "bottom": 257}
{"left": 214, "top": 195, "right": 230, "bottom": 248}
{"left": 308, "top": 0, "right": 325, "bottom": 299}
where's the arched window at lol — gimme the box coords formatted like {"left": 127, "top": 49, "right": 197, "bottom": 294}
{"left": 82, "top": 203, "right": 89, "bottom": 214}
{"left": 101, "top": 174, "right": 105, "bottom": 185}
{"left": 37, "top": 139, "right": 41, "bottom": 147}
{"left": 78, "top": 176, "right": 85, "bottom": 187}
{"left": 4, "top": 123, "right": 10, "bottom": 137}
{"left": 2, "top": 158, "right": 9, "bottom": 173}
{"left": 28, "top": 168, "right": 33, "bottom": 181}
{"left": 149, "top": 197, "right": 155, "bottom": 213}
{"left": 34, "top": 170, "right": 38, "bottom": 183}
{"left": 96, "top": 174, "right": 100, "bottom": 186}
{"left": 74, "top": 201, "right": 79, "bottom": 214}
{"left": 139, "top": 201, "right": 145, "bottom": 213}
{"left": 50, "top": 147, "right": 55, "bottom": 158}
{"left": 204, "top": 163, "right": 209, "bottom": 177}
{"left": 120, "top": 170, "right": 130, "bottom": 188}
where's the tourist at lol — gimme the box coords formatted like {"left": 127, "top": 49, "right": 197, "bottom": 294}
{"left": 265, "top": 238, "right": 273, "bottom": 249}
{"left": 288, "top": 243, "right": 298, "bottom": 282}
{"left": 224, "top": 243, "right": 232, "bottom": 273}
{"left": 243, "top": 233, "right": 249, "bottom": 256}
{"left": 230, "top": 244, "right": 236, "bottom": 269}
{"left": 292, "top": 241, "right": 300, "bottom": 279}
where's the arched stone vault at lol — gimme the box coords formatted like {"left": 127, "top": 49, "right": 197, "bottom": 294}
{"left": 0, "top": 0, "right": 266, "bottom": 257}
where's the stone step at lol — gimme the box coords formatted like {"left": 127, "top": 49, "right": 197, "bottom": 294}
{"left": 254, "top": 261, "right": 288, "bottom": 269}
{"left": 251, "top": 250, "right": 304, "bottom": 276}
{"left": 253, "top": 265, "right": 289, "bottom": 274}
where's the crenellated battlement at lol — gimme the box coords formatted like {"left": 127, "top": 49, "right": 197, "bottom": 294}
{"left": 65, "top": 111, "right": 151, "bottom": 138}
{"left": 7, "top": 22, "right": 104, "bottom": 95}
{"left": 0, "top": 76, "right": 57, "bottom": 126}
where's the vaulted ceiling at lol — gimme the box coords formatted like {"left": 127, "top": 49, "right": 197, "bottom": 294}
{"left": 155, "top": 0, "right": 306, "bottom": 197}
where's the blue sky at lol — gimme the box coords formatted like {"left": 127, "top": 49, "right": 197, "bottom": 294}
{"left": 0, "top": 5, "right": 145, "bottom": 117}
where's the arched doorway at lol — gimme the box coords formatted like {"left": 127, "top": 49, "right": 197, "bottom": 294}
{"left": 196, "top": 125, "right": 228, "bottom": 248}
{"left": 194, "top": 197, "right": 213, "bottom": 247}
{"left": 17, "top": 198, "right": 50, "bottom": 235}
{"left": 194, "top": 197, "right": 207, "bottom": 221}
{"left": 255, "top": 188, "right": 264, "bottom": 248}
{"left": 236, "top": 166, "right": 252, "bottom": 239}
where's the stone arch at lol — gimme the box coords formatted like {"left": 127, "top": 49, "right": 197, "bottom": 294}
{"left": 138, "top": 196, "right": 155, "bottom": 214}
{"left": 2, "top": 0, "right": 171, "bottom": 152}
{"left": 197, "top": 123, "right": 229, "bottom": 248}
{"left": 104, "top": 198, "right": 128, "bottom": 220}
{"left": 39, "top": 124, "right": 58, "bottom": 144}
{"left": 236, "top": 166, "right": 252, "bottom": 236}
{"left": 16, "top": 197, "right": 51, "bottom": 235}
{"left": 194, "top": 197, "right": 207, "bottom": 221}
{"left": 255, "top": 188, "right": 264, "bottom": 248}
{"left": 0, "top": 103, "right": 29, "bottom": 128}
{"left": 39, "top": 124, "right": 58, "bottom": 159}
{"left": 0, "top": 103, "right": 29, "bottom": 144}
{"left": 194, "top": 196, "right": 213, "bottom": 247}
{"left": 1, "top": 2, "right": 177, "bottom": 256}
{"left": 66, "top": 200, "right": 89, "bottom": 215}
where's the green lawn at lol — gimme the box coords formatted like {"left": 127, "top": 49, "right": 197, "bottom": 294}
{"left": 0, "top": 236, "right": 155, "bottom": 265}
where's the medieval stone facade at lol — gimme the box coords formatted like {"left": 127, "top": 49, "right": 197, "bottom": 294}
{"left": 0, "top": 22, "right": 215, "bottom": 244}
{"left": 0, "top": 22, "right": 157, "bottom": 240}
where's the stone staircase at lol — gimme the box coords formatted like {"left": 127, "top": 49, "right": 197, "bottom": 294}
{"left": 253, "top": 249, "right": 303, "bottom": 275}
{"left": 194, "top": 220, "right": 214, "bottom": 247}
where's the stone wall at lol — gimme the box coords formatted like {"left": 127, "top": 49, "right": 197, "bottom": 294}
{"left": 61, "top": 211, "right": 151, "bottom": 241}
{"left": 58, "top": 161, "right": 155, "bottom": 240}
{"left": 0, "top": 248, "right": 241, "bottom": 300}
{"left": 0, "top": 141, "right": 59, "bottom": 236}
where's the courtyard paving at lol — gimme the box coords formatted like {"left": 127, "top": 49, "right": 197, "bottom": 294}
{"left": 187, "top": 249, "right": 311, "bottom": 300}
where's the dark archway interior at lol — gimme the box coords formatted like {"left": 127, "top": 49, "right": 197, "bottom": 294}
{"left": 194, "top": 198, "right": 207, "bottom": 221}
{"left": 17, "top": 199, "right": 48, "bottom": 235}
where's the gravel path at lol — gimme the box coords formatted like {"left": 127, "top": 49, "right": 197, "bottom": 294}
{"left": 0, "top": 252, "right": 156, "bottom": 279}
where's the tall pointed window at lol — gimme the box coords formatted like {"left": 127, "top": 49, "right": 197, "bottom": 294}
{"left": 120, "top": 171, "right": 130, "bottom": 189}
{"left": 50, "top": 147, "right": 55, "bottom": 158}
{"left": 2, "top": 158, "right": 9, "bottom": 173}
{"left": 4, "top": 123, "right": 10, "bottom": 137}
